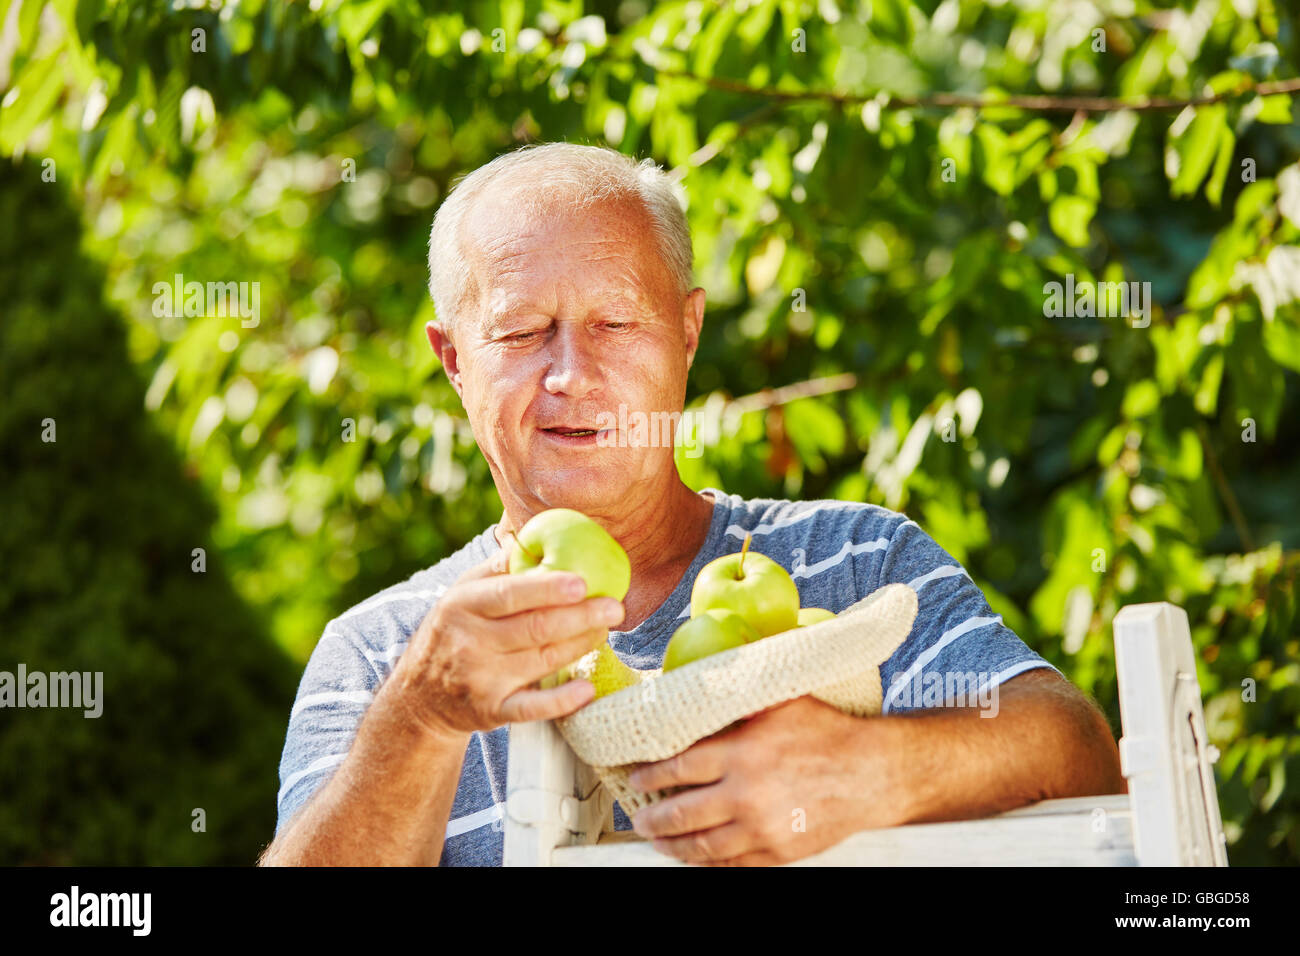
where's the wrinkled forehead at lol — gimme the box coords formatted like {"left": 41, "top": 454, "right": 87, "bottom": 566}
{"left": 458, "top": 185, "right": 666, "bottom": 318}
{"left": 462, "top": 182, "right": 653, "bottom": 263}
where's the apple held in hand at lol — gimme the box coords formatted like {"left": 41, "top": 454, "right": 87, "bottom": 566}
{"left": 662, "top": 609, "right": 758, "bottom": 672}
{"left": 508, "top": 508, "right": 631, "bottom": 601}
{"left": 690, "top": 534, "right": 800, "bottom": 638}
{"left": 508, "top": 508, "right": 631, "bottom": 689}
{"left": 797, "top": 607, "right": 836, "bottom": 626}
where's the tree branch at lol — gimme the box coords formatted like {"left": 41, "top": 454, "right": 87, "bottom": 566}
{"left": 669, "top": 100, "right": 786, "bottom": 178}
{"left": 649, "top": 67, "right": 1300, "bottom": 114}
{"left": 726, "top": 372, "right": 858, "bottom": 415}
{"left": 1195, "top": 420, "right": 1257, "bottom": 553}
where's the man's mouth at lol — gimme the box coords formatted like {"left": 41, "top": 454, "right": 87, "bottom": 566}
{"left": 544, "top": 427, "right": 600, "bottom": 437}
{"left": 540, "top": 425, "right": 614, "bottom": 445}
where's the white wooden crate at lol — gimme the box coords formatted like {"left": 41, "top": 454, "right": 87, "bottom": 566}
{"left": 503, "top": 602, "right": 1229, "bottom": 866}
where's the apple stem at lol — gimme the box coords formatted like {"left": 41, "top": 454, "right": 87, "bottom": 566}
{"left": 739, "top": 532, "right": 752, "bottom": 577}
{"left": 505, "top": 529, "right": 539, "bottom": 561}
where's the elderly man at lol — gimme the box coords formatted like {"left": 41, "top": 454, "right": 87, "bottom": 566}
{"left": 262, "top": 143, "right": 1124, "bottom": 867}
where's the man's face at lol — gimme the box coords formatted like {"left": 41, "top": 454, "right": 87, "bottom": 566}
{"left": 429, "top": 188, "right": 705, "bottom": 516}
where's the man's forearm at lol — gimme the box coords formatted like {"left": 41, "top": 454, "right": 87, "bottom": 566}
{"left": 259, "top": 685, "right": 470, "bottom": 866}
{"left": 871, "top": 672, "right": 1126, "bottom": 827}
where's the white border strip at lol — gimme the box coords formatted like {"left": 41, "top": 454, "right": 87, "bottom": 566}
{"left": 277, "top": 753, "right": 347, "bottom": 807}
{"left": 335, "top": 637, "right": 411, "bottom": 674}
{"left": 981, "top": 659, "right": 1065, "bottom": 691}
{"left": 906, "top": 564, "right": 969, "bottom": 592}
{"left": 883, "top": 614, "right": 1002, "bottom": 712}
{"left": 791, "top": 538, "right": 890, "bottom": 578}
{"left": 337, "top": 586, "right": 445, "bottom": 623}
{"left": 722, "top": 502, "right": 867, "bottom": 540}
{"left": 290, "top": 691, "right": 375, "bottom": 722}
{"left": 445, "top": 802, "right": 504, "bottom": 838}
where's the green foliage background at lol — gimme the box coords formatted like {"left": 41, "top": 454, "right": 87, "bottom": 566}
{"left": 0, "top": 159, "right": 299, "bottom": 863}
{"left": 2, "top": 0, "right": 1298, "bottom": 864}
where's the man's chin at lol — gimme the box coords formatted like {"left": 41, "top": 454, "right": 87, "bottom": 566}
{"left": 525, "top": 470, "right": 629, "bottom": 515}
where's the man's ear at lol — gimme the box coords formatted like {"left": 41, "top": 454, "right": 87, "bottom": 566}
{"left": 682, "top": 286, "right": 706, "bottom": 370}
{"left": 426, "top": 321, "right": 464, "bottom": 399}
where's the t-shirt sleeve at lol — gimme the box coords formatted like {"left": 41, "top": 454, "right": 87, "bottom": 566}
{"left": 871, "top": 518, "right": 1061, "bottom": 714}
{"left": 275, "top": 623, "right": 382, "bottom": 836}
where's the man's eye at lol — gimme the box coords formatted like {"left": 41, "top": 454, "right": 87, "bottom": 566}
{"left": 507, "top": 330, "right": 539, "bottom": 341}
{"left": 604, "top": 322, "right": 630, "bottom": 330}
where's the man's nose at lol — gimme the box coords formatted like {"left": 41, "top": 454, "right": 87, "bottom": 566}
{"left": 542, "top": 323, "right": 603, "bottom": 397}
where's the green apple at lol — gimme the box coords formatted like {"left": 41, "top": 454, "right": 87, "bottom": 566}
{"left": 797, "top": 607, "right": 836, "bottom": 627}
{"left": 662, "top": 608, "right": 757, "bottom": 672}
{"left": 508, "top": 508, "right": 631, "bottom": 601}
{"left": 570, "top": 642, "right": 643, "bottom": 697}
{"left": 689, "top": 535, "right": 800, "bottom": 638}
{"left": 508, "top": 508, "right": 631, "bottom": 689}
{"left": 539, "top": 642, "right": 642, "bottom": 697}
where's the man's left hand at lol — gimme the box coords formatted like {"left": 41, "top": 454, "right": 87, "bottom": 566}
{"left": 627, "top": 696, "right": 910, "bottom": 866}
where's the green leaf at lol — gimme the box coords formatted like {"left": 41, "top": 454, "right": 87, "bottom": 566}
{"left": 1006, "top": 118, "right": 1052, "bottom": 152}
{"left": 1206, "top": 69, "right": 1249, "bottom": 95}
{"left": 694, "top": 6, "right": 740, "bottom": 78}
{"left": 73, "top": 0, "right": 104, "bottom": 47}
{"left": 1098, "top": 425, "right": 1127, "bottom": 466}
{"left": 1263, "top": 316, "right": 1300, "bottom": 373}
{"left": 1170, "top": 104, "right": 1227, "bottom": 199}
{"left": 1204, "top": 125, "right": 1236, "bottom": 208}
{"left": 1037, "top": 168, "right": 1057, "bottom": 201}
{"left": 1255, "top": 94, "right": 1293, "bottom": 124}
{"left": 1153, "top": 315, "right": 1203, "bottom": 394}
{"left": 1122, "top": 380, "right": 1160, "bottom": 419}
{"left": 1062, "top": 156, "right": 1100, "bottom": 201}
{"left": 628, "top": 82, "right": 657, "bottom": 125}
{"left": 156, "top": 69, "right": 185, "bottom": 162}
{"left": 1227, "top": 324, "right": 1287, "bottom": 436}
{"left": 975, "top": 124, "right": 1014, "bottom": 196}
{"left": 784, "top": 397, "right": 847, "bottom": 472}
{"left": 1175, "top": 429, "right": 1203, "bottom": 480}
{"left": 1049, "top": 195, "right": 1095, "bottom": 248}
{"left": 1194, "top": 351, "right": 1224, "bottom": 415}
{"left": 0, "top": 52, "right": 65, "bottom": 153}
{"left": 1234, "top": 180, "right": 1278, "bottom": 224}
{"left": 868, "top": 0, "right": 914, "bottom": 43}
{"left": 737, "top": 0, "right": 778, "bottom": 46}
{"left": 336, "top": 0, "right": 391, "bottom": 47}
{"left": 1015, "top": 137, "right": 1054, "bottom": 188}
{"left": 87, "top": 103, "right": 138, "bottom": 190}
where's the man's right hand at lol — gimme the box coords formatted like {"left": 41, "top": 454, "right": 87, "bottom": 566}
{"left": 382, "top": 550, "right": 625, "bottom": 740}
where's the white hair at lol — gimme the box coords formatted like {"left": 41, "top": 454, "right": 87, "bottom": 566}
{"left": 426, "top": 142, "right": 693, "bottom": 333}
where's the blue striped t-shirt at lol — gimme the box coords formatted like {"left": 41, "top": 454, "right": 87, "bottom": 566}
{"left": 275, "top": 488, "right": 1060, "bottom": 865}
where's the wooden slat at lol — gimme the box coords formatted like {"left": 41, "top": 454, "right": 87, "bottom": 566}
{"left": 553, "top": 797, "right": 1136, "bottom": 866}
{"left": 503, "top": 720, "right": 571, "bottom": 867}
{"left": 997, "top": 793, "right": 1130, "bottom": 817}
{"left": 1114, "top": 603, "right": 1229, "bottom": 866}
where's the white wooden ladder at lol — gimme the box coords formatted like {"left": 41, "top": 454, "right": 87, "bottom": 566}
{"left": 503, "top": 601, "right": 1230, "bottom": 866}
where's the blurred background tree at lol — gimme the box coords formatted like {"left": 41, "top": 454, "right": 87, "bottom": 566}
{"left": 1, "top": 0, "right": 1297, "bottom": 864}
{"left": 0, "top": 158, "right": 299, "bottom": 863}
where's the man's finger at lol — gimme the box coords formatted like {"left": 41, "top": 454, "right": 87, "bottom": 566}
{"left": 458, "top": 568, "right": 590, "bottom": 618}
{"left": 509, "top": 626, "right": 612, "bottom": 685}
{"left": 498, "top": 681, "right": 595, "bottom": 724}
{"left": 696, "top": 848, "right": 782, "bottom": 867}
{"left": 628, "top": 738, "right": 729, "bottom": 792}
{"left": 631, "top": 782, "right": 735, "bottom": 839}
{"left": 651, "top": 820, "right": 755, "bottom": 865}
{"left": 452, "top": 549, "right": 510, "bottom": 586}
{"left": 491, "top": 598, "right": 623, "bottom": 653}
